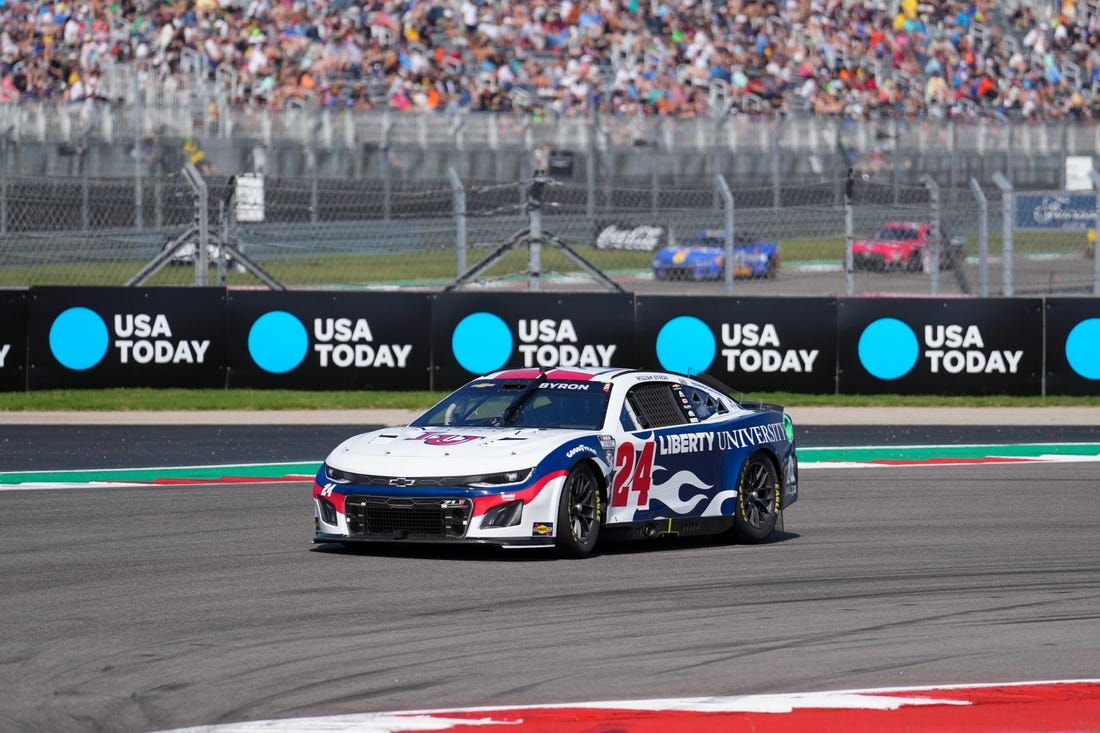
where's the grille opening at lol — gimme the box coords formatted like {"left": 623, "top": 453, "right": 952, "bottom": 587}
{"left": 344, "top": 496, "right": 471, "bottom": 539}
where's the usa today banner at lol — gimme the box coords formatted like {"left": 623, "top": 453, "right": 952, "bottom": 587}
{"left": 225, "top": 291, "right": 431, "bottom": 389}
{"left": 1045, "top": 298, "right": 1100, "bottom": 395}
{"left": 837, "top": 297, "right": 1044, "bottom": 395}
{"left": 430, "top": 292, "right": 637, "bottom": 391}
{"left": 27, "top": 286, "right": 226, "bottom": 389}
{"left": 0, "top": 290, "right": 28, "bottom": 392}
{"left": 635, "top": 296, "right": 837, "bottom": 394}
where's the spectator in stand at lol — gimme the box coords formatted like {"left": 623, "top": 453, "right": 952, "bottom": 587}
{"left": 0, "top": 0, "right": 1098, "bottom": 124}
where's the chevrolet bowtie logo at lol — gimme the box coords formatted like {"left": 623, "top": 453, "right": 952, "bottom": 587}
{"left": 387, "top": 477, "right": 415, "bottom": 487}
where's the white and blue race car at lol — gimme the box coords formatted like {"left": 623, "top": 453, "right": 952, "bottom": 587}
{"left": 313, "top": 367, "right": 798, "bottom": 557}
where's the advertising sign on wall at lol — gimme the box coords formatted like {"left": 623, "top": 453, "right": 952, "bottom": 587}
{"left": 635, "top": 296, "right": 838, "bottom": 394}
{"left": 594, "top": 221, "right": 667, "bottom": 251}
{"left": 27, "top": 287, "right": 226, "bottom": 389}
{"left": 1014, "top": 192, "right": 1096, "bottom": 230}
{"left": 0, "top": 290, "right": 28, "bottom": 392}
{"left": 1045, "top": 298, "right": 1100, "bottom": 395}
{"left": 226, "top": 291, "right": 432, "bottom": 389}
{"left": 430, "top": 292, "right": 637, "bottom": 390}
{"left": 837, "top": 297, "right": 1044, "bottom": 395}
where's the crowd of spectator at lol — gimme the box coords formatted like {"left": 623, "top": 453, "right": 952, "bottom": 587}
{"left": 2, "top": 0, "right": 1100, "bottom": 122}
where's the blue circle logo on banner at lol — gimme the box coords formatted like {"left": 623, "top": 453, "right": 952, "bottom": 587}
{"left": 249, "top": 311, "right": 308, "bottom": 374}
{"left": 452, "top": 312, "right": 512, "bottom": 374}
{"left": 656, "top": 316, "right": 716, "bottom": 374}
{"left": 49, "top": 307, "right": 109, "bottom": 370}
{"left": 1066, "top": 318, "right": 1100, "bottom": 380}
{"left": 858, "top": 317, "right": 919, "bottom": 380}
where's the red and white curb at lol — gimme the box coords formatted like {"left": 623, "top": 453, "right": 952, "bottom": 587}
{"left": 162, "top": 680, "right": 1100, "bottom": 732}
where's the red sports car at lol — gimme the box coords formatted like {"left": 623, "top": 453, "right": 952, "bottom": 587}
{"left": 852, "top": 222, "right": 965, "bottom": 272}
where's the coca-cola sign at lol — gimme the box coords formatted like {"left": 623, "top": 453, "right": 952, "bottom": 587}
{"left": 594, "top": 223, "right": 667, "bottom": 251}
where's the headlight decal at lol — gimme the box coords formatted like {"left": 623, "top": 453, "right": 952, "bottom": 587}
{"left": 323, "top": 464, "right": 353, "bottom": 484}
{"left": 464, "top": 468, "right": 534, "bottom": 488}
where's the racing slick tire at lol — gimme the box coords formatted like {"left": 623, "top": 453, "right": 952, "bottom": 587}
{"left": 731, "top": 452, "right": 781, "bottom": 543}
{"left": 556, "top": 463, "right": 602, "bottom": 558}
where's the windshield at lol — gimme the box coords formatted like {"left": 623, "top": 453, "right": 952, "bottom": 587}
{"left": 412, "top": 379, "right": 611, "bottom": 430}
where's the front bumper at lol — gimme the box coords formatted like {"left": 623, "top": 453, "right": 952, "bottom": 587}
{"left": 313, "top": 531, "right": 555, "bottom": 548}
{"left": 313, "top": 468, "right": 568, "bottom": 548}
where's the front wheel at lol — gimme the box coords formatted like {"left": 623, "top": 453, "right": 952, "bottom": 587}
{"left": 556, "top": 463, "right": 601, "bottom": 558}
{"left": 731, "top": 452, "right": 780, "bottom": 543}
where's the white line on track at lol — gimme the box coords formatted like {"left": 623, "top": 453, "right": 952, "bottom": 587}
{"left": 154, "top": 679, "right": 1100, "bottom": 733}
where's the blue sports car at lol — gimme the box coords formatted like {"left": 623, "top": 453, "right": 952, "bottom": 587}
{"left": 652, "top": 230, "right": 780, "bottom": 281}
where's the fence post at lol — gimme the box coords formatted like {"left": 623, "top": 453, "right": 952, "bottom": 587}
{"left": 1091, "top": 170, "right": 1100, "bottom": 295}
{"left": 448, "top": 167, "right": 467, "bottom": 276}
{"left": 451, "top": 112, "right": 465, "bottom": 151}
{"left": 844, "top": 168, "right": 855, "bottom": 296}
{"left": 528, "top": 171, "right": 545, "bottom": 293}
{"left": 969, "top": 178, "right": 989, "bottom": 297}
{"left": 133, "top": 79, "right": 144, "bottom": 231}
{"left": 715, "top": 174, "right": 735, "bottom": 296}
{"left": 921, "top": 174, "right": 941, "bottom": 295}
{"left": 382, "top": 113, "right": 395, "bottom": 221}
{"left": 0, "top": 127, "right": 8, "bottom": 235}
{"left": 80, "top": 130, "right": 91, "bottom": 233}
{"left": 650, "top": 145, "right": 659, "bottom": 215}
{"left": 308, "top": 112, "right": 321, "bottom": 224}
{"left": 992, "top": 171, "right": 1014, "bottom": 296}
{"left": 586, "top": 116, "right": 600, "bottom": 221}
{"left": 771, "top": 117, "right": 781, "bottom": 209}
{"left": 892, "top": 117, "right": 901, "bottom": 205}
{"left": 182, "top": 162, "right": 209, "bottom": 287}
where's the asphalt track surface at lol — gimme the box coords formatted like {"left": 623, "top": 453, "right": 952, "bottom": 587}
{"left": 2, "top": 422, "right": 1100, "bottom": 732}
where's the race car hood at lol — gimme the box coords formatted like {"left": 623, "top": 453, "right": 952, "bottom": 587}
{"left": 325, "top": 425, "right": 590, "bottom": 476}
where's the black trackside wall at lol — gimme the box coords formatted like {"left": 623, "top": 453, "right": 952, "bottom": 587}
{"left": 3, "top": 288, "right": 1099, "bottom": 396}
{"left": 430, "top": 292, "right": 637, "bottom": 391}
{"left": 26, "top": 286, "right": 227, "bottom": 390}
{"left": 0, "top": 290, "right": 28, "bottom": 392}
{"left": 836, "top": 298, "right": 1044, "bottom": 396}
{"left": 1045, "top": 298, "right": 1100, "bottom": 396}
{"left": 225, "top": 291, "right": 432, "bottom": 390}
{"left": 634, "top": 296, "right": 838, "bottom": 394}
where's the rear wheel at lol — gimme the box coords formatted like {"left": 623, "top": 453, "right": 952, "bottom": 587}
{"left": 556, "top": 464, "right": 601, "bottom": 558}
{"left": 731, "top": 452, "right": 780, "bottom": 543}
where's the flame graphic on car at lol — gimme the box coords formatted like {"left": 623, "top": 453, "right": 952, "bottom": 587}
{"left": 646, "top": 466, "right": 731, "bottom": 516}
